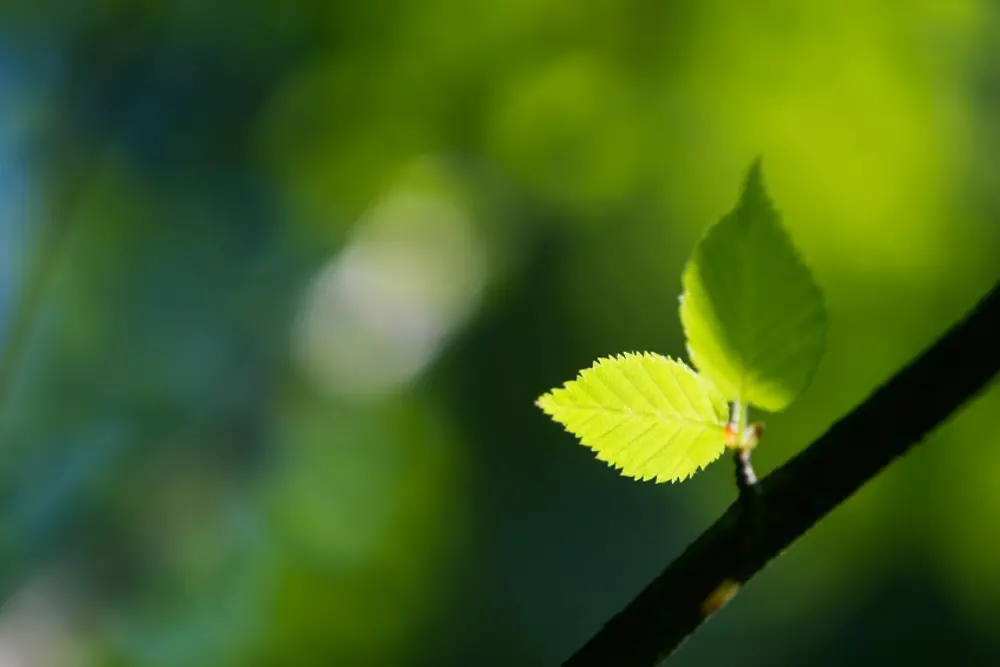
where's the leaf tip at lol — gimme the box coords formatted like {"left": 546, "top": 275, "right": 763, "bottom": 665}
{"left": 535, "top": 391, "right": 556, "bottom": 414}
{"left": 740, "top": 155, "right": 772, "bottom": 210}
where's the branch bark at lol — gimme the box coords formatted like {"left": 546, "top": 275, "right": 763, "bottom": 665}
{"left": 563, "top": 279, "right": 1000, "bottom": 667}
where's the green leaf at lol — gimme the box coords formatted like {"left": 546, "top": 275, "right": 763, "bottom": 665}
{"left": 680, "top": 158, "right": 827, "bottom": 412}
{"left": 536, "top": 352, "right": 728, "bottom": 483}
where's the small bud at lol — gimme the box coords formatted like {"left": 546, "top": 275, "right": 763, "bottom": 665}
{"left": 742, "top": 422, "right": 766, "bottom": 450}
{"left": 700, "top": 578, "right": 741, "bottom": 616}
{"left": 723, "top": 423, "right": 740, "bottom": 448}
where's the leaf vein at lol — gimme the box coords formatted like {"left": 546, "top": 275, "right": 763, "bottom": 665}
{"left": 615, "top": 420, "right": 662, "bottom": 464}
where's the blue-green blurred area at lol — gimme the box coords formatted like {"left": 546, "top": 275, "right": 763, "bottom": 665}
{"left": 0, "top": 1, "right": 997, "bottom": 665}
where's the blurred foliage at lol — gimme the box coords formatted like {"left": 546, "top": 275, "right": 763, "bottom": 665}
{"left": 0, "top": 1, "right": 997, "bottom": 666}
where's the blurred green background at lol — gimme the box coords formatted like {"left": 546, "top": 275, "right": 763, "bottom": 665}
{"left": 0, "top": 1, "right": 998, "bottom": 666}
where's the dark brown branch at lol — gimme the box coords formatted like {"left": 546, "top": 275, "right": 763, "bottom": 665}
{"left": 563, "top": 279, "right": 1000, "bottom": 667}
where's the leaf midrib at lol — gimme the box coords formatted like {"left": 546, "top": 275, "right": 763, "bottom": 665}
{"left": 556, "top": 405, "right": 721, "bottom": 429}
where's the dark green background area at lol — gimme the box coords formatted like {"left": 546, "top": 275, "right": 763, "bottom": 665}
{"left": 0, "top": 2, "right": 997, "bottom": 666}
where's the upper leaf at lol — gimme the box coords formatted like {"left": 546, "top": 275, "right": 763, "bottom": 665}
{"left": 680, "top": 159, "right": 827, "bottom": 412}
{"left": 536, "top": 352, "right": 728, "bottom": 483}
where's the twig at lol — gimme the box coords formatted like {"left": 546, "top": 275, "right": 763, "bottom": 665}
{"left": 562, "top": 279, "right": 1000, "bottom": 667}
{"left": 733, "top": 447, "right": 757, "bottom": 493}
